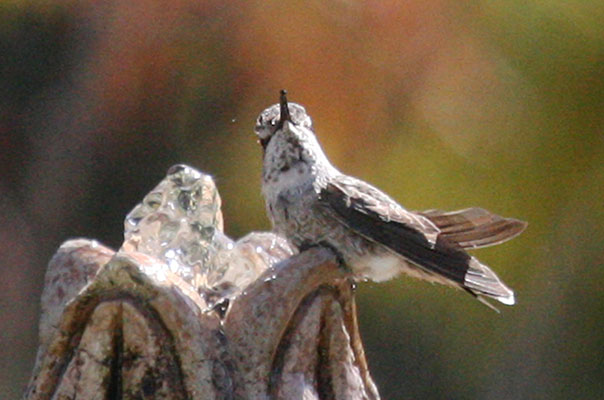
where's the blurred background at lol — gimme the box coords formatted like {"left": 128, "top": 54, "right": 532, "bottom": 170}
{"left": 1, "top": 0, "right": 602, "bottom": 398}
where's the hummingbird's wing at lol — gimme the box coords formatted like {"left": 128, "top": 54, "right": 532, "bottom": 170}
{"left": 419, "top": 208, "right": 527, "bottom": 249}
{"left": 318, "top": 175, "right": 516, "bottom": 306}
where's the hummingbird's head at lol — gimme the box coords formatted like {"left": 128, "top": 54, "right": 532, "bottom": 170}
{"left": 254, "top": 90, "right": 313, "bottom": 150}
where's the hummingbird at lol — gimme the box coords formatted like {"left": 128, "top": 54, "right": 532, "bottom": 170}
{"left": 255, "top": 90, "right": 526, "bottom": 308}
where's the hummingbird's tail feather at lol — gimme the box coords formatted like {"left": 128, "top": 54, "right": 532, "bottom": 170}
{"left": 462, "top": 288, "right": 502, "bottom": 313}
{"left": 420, "top": 208, "right": 527, "bottom": 249}
{"left": 463, "top": 257, "right": 515, "bottom": 306}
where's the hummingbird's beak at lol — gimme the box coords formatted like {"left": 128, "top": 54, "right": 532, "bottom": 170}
{"left": 277, "top": 89, "right": 291, "bottom": 130}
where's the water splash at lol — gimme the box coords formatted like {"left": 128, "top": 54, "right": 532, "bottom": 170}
{"left": 121, "top": 164, "right": 293, "bottom": 307}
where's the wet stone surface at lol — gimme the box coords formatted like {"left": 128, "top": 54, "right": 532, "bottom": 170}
{"left": 25, "top": 164, "right": 379, "bottom": 400}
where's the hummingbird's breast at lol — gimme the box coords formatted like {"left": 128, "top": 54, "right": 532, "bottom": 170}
{"left": 261, "top": 128, "right": 341, "bottom": 249}
{"left": 261, "top": 144, "right": 326, "bottom": 247}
